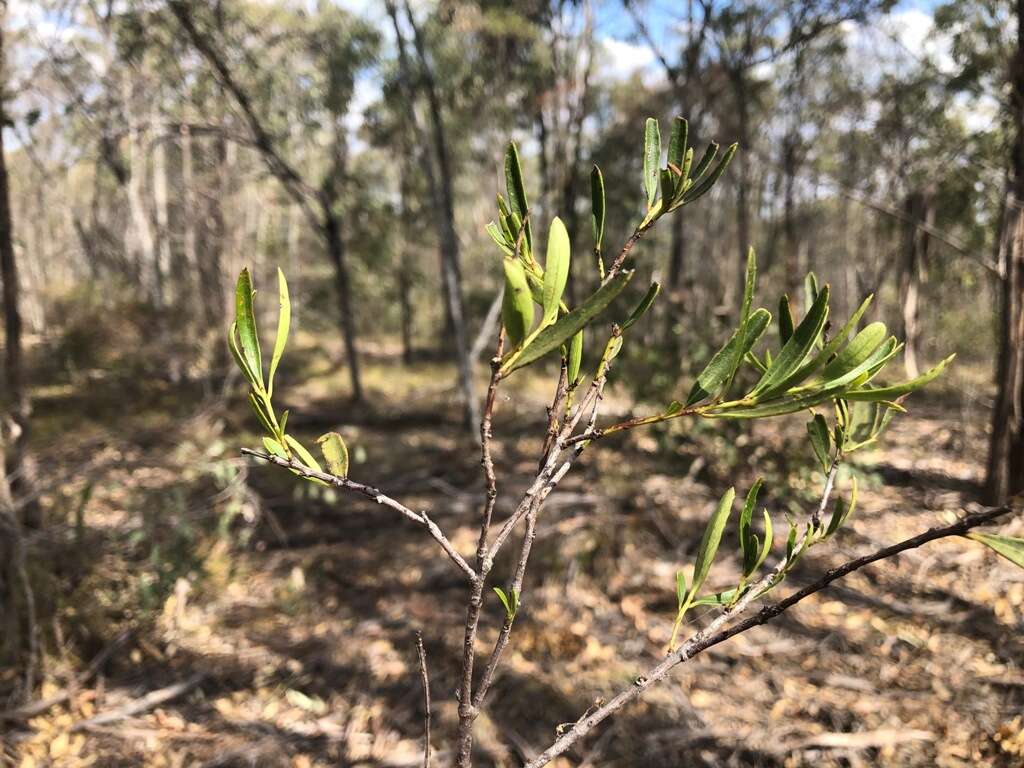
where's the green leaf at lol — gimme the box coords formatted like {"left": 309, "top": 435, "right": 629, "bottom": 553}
{"left": 740, "top": 479, "right": 764, "bottom": 576}
{"left": 752, "top": 286, "right": 830, "bottom": 398}
{"left": 486, "top": 222, "right": 514, "bottom": 256}
{"left": 590, "top": 165, "right": 605, "bottom": 251}
{"left": 844, "top": 354, "right": 955, "bottom": 401}
{"left": 755, "top": 509, "right": 773, "bottom": 571}
{"left": 689, "top": 142, "right": 719, "bottom": 182}
{"left": 680, "top": 143, "right": 737, "bottom": 205}
{"left": 229, "top": 322, "right": 260, "bottom": 389}
{"left": 567, "top": 330, "right": 584, "bottom": 387}
{"left": 778, "top": 295, "right": 794, "bottom": 346}
{"left": 268, "top": 268, "right": 291, "bottom": 397}
{"left": 821, "top": 322, "right": 888, "bottom": 381}
{"left": 675, "top": 569, "right": 688, "bottom": 608}
{"left": 787, "top": 294, "right": 875, "bottom": 387}
{"left": 739, "top": 248, "right": 756, "bottom": 327}
{"left": 967, "top": 532, "right": 1024, "bottom": 570}
{"left": 501, "top": 257, "right": 534, "bottom": 347}
{"left": 501, "top": 270, "right": 634, "bottom": 375}
{"left": 234, "top": 269, "right": 264, "bottom": 390}
{"left": 689, "top": 589, "right": 738, "bottom": 608}
{"left": 504, "top": 142, "right": 532, "bottom": 254}
{"left": 807, "top": 414, "right": 832, "bottom": 472}
{"left": 804, "top": 272, "right": 819, "bottom": 315}
{"left": 643, "top": 117, "right": 661, "bottom": 208}
{"left": 825, "top": 477, "right": 857, "bottom": 537}
{"left": 284, "top": 434, "right": 324, "bottom": 474}
{"left": 542, "top": 218, "right": 571, "bottom": 326}
{"left": 622, "top": 282, "right": 661, "bottom": 331}
{"left": 685, "top": 308, "right": 771, "bottom": 406}
{"left": 262, "top": 436, "right": 288, "bottom": 459}
{"left": 667, "top": 116, "right": 688, "bottom": 169}
{"left": 316, "top": 432, "right": 349, "bottom": 478}
{"left": 690, "top": 487, "right": 736, "bottom": 596}
{"left": 664, "top": 400, "right": 684, "bottom": 416}
{"left": 248, "top": 392, "right": 277, "bottom": 436}
{"left": 493, "top": 586, "right": 518, "bottom": 618}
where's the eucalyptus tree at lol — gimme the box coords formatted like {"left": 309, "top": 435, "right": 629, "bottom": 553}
{"left": 225, "top": 116, "right": 1022, "bottom": 766}
{"left": 169, "top": 0, "right": 378, "bottom": 401}
{"left": 933, "top": 0, "right": 1022, "bottom": 502}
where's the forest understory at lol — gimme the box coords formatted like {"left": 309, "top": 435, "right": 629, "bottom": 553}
{"left": 0, "top": 340, "right": 1021, "bottom": 768}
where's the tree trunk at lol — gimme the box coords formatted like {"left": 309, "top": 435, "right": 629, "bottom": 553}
{"left": 985, "top": 0, "right": 1024, "bottom": 504}
{"left": 322, "top": 206, "right": 364, "bottom": 402}
{"left": 898, "top": 190, "right": 934, "bottom": 379}
{"left": 397, "top": 0, "right": 479, "bottom": 431}
{"left": 732, "top": 70, "right": 752, "bottom": 305}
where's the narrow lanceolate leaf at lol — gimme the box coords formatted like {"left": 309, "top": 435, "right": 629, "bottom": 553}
{"left": 262, "top": 436, "right": 288, "bottom": 460}
{"left": 681, "top": 142, "right": 738, "bottom": 205}
{"left": 690, "top": 487, "right": 736, "bottom": 596}
{"left": 740, "top": 479, "right": 764, "bottom": 575}
{"left": 821, "top": 322, "right": 888, "bottom": 381}
{"left": 643, "top": 117, "right": 661, "bottom": 209}
{"left": 622, "top": 282, "right": 661, "bottom": 331}
{"left": 826, "top": 477, "right": 857, "bottom": 537}
{"left": 966, "top": 533, "right": 1024, "bottom": 570}
{"left": 567, "top": 329, "right": 584, "bottom": 386}
{"left": 788, "top": 294, "right": 875, "bottom": 386}
{"left": 268, "top": 268, "right": 291, "bottom": 397}
{"left": 493, "top": 586, "right": 514, "bottom": 617}
{"left": 501, "top": 270, "right": 634, "bottom": 375}
{"left": 486, "top": 222, "right": 514, "bottom": 257}
{"left": 504, "top": 141, "right": 532, "bottom": 253}
{"left": 591, "top": 165, "right": 606, "bottom": 251}
{"left": 740, "top": 248, "right": 756, "bottom": 327}
{"left": 316, "top": 432, "right": 349, "bottom": 478}
{"left": 755, "top": 509, "right": 773, "bottom": 571}
{"left": 501, "top": 258, "right": 534, "bottom": 347}
{"left": 542, "top": 217, "right": 571, "bottom": 326}
{"left": 229, "top": 322, "right": 259, "bottom": 389}
{"left": 235, "top": 268, "right": 264, "bottom": 390}
{"left": 689, "top": 141, "right": 719, "bottom": 182}
{"left": 752, "top": 286, "right": 830, "bottom": 398}
{"left": 667, "top": 116, "right": 688, "bottom": 170}
{"left": 807, "top": 414, "right": 832, "bottom": 472}
{"left": 778, "top": 295, "right": 794, "bottom": 346}
{"left": 685, "top": 308, "right": 772, "bottom": 406}
{"left": 675, "top": 570, "right": 688, "bottom": 608}
{"left": 844, "top": 354, "right": 955, "bottom": 402}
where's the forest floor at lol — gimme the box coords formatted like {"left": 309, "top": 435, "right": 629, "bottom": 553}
{"left": 1, "top": 348, "right": 1023, "bottom": 768}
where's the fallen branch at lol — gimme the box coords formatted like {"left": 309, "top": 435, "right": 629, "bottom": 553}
{"left": 0, "top": 629, "right": 133, "bottom": 723}
{"left": 524, "top": 504, "right": 1017, "bottom": 767}
{"left": 70, "top": 672, "right": 206, "bottom": 732}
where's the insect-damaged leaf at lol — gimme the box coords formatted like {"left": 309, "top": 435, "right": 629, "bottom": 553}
{"left": 316, "top": 431, "right": 349, "bottom": 478}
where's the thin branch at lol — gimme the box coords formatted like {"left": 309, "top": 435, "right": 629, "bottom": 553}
{"left": 523, "top": 504, "right": 1018, "bottom": 767}
{"left": 413, "top": 631, "right": 431, "bottom": 768}
{"left": 168, "top": 1, "right": 320, "bottom": 228}
{"left": 240, "top": 449, "right": 476, "bottom": 583}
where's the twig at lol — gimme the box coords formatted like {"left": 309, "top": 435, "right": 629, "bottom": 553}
{"left": 241, "top": 449, "right": 476, "bottom": 583}
{"left": 523, "top": 505, "right": 1018, "bottom": 767}
{"left": 414, "top": 631, "right": 431, "bottom": 768}
{"left": 70, "top": 672, "right": 206, "bottom": 732}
